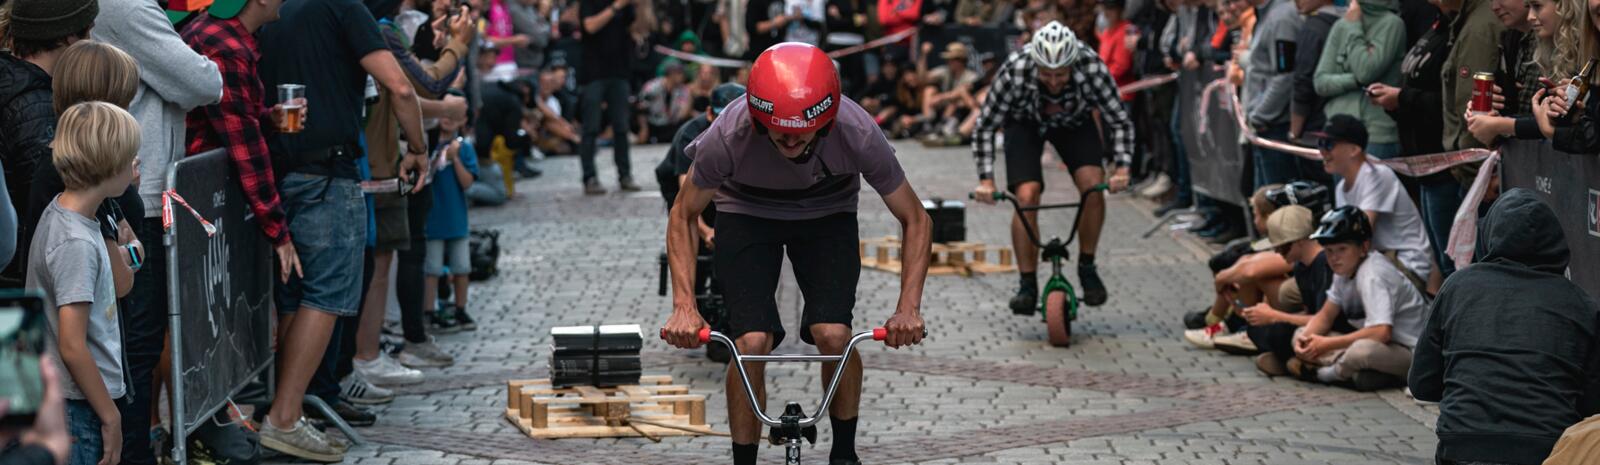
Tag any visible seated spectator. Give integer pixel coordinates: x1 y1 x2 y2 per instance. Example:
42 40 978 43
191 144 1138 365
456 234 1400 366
1411 188 1600 465
1184 185 1292 350
532 61 581 156
637 61 693 144
916 41 980 145
1313 0 1406 158
1240 205 1335 376
1290 205 1430 391
859 56 904 128
1317 114 1434 286
887 65 927 138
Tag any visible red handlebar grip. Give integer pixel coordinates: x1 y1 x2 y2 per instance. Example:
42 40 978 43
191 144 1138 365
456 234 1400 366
659 328 666 340
699 327 712 343
872 328 887 341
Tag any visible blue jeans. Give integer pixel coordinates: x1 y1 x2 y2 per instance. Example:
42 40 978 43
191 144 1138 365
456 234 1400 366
276 173 366 316
1420 176 1465 277
1253 124 1301 187
67 400 105 465
1367 143 1402 159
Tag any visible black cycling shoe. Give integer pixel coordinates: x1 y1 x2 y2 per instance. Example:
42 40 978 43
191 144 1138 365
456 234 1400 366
1009 287 1038 315
1078 264 1107 307
1183 308 1210 330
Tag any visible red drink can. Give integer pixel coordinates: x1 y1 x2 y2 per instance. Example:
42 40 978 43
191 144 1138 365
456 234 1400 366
1470 72 1495 115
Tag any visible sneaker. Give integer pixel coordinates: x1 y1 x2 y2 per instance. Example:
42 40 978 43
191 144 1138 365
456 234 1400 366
1137 173 1172 199
340 373 395 405
1183 323 1227 349
583 178 606 195
454 306 477 331
429 307 462 334
354 353 423 386
1405 387 1439 406
1212 331 1259 355
307 400 375 428
514 159 543 179
1285 357 1322 383
398 337 455 368
1009 287 1037 316
618 176 642 192
1077 264 1107 307
1153 199 1192 217
259 417 345 463
1182 308 1210 330
1255 352 1288 376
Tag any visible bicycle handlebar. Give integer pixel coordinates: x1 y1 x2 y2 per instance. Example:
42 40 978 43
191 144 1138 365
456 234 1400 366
658 327 920 428
967 183 1110 250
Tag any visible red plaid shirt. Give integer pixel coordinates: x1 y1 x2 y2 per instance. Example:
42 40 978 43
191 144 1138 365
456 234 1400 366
182 15 291 245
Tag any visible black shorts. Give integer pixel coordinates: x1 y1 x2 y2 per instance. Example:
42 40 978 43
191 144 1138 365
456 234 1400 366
1003 121 1106 193
714 212 859 348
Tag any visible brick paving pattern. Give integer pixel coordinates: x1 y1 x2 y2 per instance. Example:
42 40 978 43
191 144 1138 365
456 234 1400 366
268 142 1441 465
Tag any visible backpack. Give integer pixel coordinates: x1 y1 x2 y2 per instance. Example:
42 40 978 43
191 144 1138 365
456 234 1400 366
469 229 501 281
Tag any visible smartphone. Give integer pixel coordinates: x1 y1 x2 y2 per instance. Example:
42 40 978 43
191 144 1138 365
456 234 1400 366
0 290 49 427
1333 0 1349 7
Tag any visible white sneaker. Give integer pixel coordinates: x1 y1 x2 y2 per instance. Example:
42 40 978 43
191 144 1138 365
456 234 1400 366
1183 323 1227 349
398 338 455 368
1139 173 1173 198
354 353 424 386
1211 331 1258 355
340 372 396 405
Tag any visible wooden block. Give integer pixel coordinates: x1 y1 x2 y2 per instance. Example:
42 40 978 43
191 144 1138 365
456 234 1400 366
876 246 889 265
1000 249 1013 266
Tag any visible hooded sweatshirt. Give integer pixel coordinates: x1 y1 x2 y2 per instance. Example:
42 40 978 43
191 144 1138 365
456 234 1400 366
1409 188 1600 465
1313 0 1406 145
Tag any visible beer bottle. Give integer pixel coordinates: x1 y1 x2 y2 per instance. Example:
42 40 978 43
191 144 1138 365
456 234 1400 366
1565 59 1597 110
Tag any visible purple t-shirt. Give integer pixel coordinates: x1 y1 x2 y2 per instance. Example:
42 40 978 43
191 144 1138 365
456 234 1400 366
687 95 906 220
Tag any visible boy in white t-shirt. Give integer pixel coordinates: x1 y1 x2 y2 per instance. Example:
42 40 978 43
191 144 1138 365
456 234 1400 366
1290 206 1431 391
1315 114 1435 286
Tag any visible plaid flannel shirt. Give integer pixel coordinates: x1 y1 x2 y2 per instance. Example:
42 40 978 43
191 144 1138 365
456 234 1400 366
972 48 1136 180
182 15 291 245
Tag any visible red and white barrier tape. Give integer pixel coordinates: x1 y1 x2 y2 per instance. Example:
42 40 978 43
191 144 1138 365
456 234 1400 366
161 190 217 236
654 28 919 70
1446 152 1500 269
826 28 917 59
1116 73 1179 94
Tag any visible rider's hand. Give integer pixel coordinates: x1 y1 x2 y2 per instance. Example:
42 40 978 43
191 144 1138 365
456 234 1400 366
973 179 998 205
1108 166 1132 193
662 304 708 349
881 311 925 349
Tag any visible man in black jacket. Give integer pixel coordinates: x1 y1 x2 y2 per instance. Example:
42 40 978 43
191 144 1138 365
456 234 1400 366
1410 188 1600 465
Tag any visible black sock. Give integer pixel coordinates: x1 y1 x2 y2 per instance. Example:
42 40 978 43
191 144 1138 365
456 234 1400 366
830 417 858 462
1080 253 1095 267
733 442 758 465
1020 272 1038 290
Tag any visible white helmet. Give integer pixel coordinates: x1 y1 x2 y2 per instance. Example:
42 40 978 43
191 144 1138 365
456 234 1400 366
1028 21 1082 69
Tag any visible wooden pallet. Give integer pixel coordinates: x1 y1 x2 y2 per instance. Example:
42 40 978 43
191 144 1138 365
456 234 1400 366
859 236 1016 276
503 375 710 439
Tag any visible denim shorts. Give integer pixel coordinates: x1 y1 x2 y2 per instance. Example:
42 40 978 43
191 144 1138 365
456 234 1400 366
425 237 470 276
66 399 111 465
275 173 366 317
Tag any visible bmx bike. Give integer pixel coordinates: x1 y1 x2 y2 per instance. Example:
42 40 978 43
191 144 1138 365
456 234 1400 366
971 183 1109 347
661 327 916 464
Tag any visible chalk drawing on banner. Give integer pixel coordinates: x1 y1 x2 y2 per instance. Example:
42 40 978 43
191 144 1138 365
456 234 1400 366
203 218 228 337
1588 189 1599 238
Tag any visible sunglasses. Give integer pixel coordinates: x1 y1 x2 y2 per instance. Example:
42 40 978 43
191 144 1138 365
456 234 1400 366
1317 138 1336 151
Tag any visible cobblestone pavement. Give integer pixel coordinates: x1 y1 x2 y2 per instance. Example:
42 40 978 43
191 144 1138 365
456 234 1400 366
273 141 1442 465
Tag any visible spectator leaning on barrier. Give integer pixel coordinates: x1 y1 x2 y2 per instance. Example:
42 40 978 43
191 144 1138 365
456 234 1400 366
1317 114 1434 285
1289 205 1430 390
1440 0 1506 153
33 101 141 465
1459 0 1537 145
254 0 430 459
90 0 227 461
1526 0 1600 154
1368 0 1464 280
1313 0 1406 159
0 0 98 287
1287 0 1341 143
1410 188 1600 465
1242 0 1301 187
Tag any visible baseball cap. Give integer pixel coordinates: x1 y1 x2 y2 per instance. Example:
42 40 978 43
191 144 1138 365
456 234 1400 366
1309 114 1368 151
1251 205 1316 252
710 83 745 116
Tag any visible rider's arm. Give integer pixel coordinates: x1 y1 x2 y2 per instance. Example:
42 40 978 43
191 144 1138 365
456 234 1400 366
881 181 931 347
1084 59 1136 167
972 59 1020 181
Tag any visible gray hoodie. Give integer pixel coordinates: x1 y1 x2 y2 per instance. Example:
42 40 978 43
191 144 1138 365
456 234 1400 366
1244 0 1301 127
92 0 224 218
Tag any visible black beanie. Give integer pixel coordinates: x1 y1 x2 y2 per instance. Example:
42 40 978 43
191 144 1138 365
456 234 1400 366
10 0 98 41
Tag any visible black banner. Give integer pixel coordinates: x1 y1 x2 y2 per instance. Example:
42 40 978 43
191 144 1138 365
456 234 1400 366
1178 68 1249 206
166 149 274 436
1498 140 1600 298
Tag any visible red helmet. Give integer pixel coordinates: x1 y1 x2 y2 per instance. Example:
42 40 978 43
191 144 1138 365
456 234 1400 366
747 43 841 135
